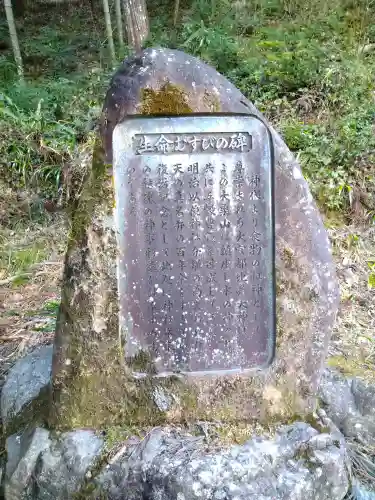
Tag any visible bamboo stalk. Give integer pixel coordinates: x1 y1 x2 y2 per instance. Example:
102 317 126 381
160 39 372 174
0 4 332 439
4 0 24 82
122 0 149 53
102 0 116 66
173 0 180 27
115 0 124 48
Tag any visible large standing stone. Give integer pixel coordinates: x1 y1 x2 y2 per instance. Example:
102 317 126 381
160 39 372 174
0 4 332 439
49 48 339 429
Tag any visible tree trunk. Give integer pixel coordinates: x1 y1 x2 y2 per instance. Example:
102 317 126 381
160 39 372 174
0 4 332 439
115 0 124 49
122 0 149 53
13 0 24 17
102 0 116 66
4 0 24 81
173 0 180 26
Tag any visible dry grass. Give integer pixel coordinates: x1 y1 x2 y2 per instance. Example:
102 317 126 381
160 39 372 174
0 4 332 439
0 186 67 386
327 224 375 377
347 439 375 494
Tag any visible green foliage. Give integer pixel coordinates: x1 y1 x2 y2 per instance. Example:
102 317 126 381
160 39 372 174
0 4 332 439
0 239 48 286
1 0 375 213
156 0 375 213
368 261 375 289
0 8 111 199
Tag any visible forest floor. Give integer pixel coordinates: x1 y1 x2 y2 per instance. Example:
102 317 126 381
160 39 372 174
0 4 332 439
0 0 375 383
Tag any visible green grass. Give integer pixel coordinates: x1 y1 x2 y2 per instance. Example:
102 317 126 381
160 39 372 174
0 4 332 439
0 240 48 286
0 0 375 216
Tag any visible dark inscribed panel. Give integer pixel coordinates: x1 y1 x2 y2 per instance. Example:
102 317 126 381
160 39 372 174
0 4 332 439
112 114 275 377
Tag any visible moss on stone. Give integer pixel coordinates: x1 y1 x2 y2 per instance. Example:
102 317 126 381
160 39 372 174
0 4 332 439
216 421 274 445
140 83 193 115
327 356 375 382
66 137 114 251
139 82 222 116
126 349 156 375
50 359 166 430
203 90 221 112
101 425 144 449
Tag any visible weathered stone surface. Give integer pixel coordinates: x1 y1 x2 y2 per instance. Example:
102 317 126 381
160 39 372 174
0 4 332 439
319 369 375 445
50 47 339 429
4 427 51 499
96 422 349 500
319 369 357 426
3 428 103 500
2 423 349 500
352 481 375 500
1 345 52 428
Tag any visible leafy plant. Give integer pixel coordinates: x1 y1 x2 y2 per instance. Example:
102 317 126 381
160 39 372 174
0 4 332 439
368 261 375 289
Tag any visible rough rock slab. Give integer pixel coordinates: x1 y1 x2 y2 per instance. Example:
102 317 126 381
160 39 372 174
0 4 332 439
3 428 103 499
2 423 349 500
4 427 51 499
319 369 375 445
97 422 349 500
352 482 375 500
50 47 339 429
1 345 52 428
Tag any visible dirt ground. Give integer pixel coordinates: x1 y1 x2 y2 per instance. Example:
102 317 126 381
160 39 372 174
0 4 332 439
0 207 67 387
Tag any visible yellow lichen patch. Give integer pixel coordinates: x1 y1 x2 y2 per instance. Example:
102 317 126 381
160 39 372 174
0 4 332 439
263 385 283 406
203 90 221 112
140 83 193 115
216 421 274 446
282 246 295 268
327 356 375 382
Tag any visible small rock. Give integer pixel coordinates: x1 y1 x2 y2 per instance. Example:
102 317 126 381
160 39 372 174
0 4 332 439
318 369 357 426
3 428 104 500
351 379 375 418
152 386 175 411
1 345 53 428
4 427 51 499
351 480 375 500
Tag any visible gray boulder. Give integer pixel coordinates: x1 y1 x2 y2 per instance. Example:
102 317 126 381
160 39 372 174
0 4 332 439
3 427 103 499
2 422 349 500
1 345 53 428
319 369 375 445
97 422 349 500
4 427 51 499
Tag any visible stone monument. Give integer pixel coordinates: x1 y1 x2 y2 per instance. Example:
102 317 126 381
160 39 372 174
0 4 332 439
49 48 339 430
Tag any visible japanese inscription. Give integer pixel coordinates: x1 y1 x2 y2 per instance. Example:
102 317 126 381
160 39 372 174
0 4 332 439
135 132 252 155
113 115 275 377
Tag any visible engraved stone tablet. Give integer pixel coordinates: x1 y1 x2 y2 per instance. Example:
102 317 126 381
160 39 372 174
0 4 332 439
113 115 275 376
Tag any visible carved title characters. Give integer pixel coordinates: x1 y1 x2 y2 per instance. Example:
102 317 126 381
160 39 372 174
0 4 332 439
135 132 252 155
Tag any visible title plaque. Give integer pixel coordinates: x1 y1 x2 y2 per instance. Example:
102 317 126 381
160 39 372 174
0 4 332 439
113 114 275 377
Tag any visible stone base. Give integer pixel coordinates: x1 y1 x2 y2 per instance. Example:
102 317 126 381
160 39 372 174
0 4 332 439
5 348 375 499
2 422 349 500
